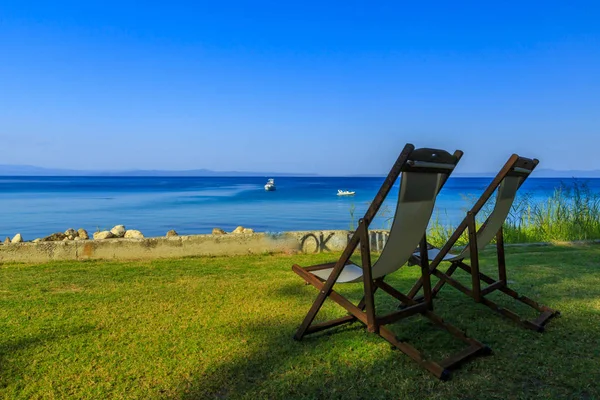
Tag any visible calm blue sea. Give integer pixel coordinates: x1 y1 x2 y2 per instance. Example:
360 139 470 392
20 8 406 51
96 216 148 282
1 176 599 240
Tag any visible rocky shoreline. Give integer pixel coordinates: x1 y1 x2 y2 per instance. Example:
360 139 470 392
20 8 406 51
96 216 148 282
2 225 255 245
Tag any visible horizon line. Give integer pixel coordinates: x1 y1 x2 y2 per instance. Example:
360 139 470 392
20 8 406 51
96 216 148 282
1 164 600 178
0 173 597 179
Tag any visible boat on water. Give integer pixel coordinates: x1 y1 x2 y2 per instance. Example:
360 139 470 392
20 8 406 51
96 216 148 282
264 178 276 191
337 189 355 196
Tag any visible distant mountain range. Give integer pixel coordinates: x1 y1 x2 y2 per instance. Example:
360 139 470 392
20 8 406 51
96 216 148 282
455 169 600 178
0 164 317 177
0 164 599 178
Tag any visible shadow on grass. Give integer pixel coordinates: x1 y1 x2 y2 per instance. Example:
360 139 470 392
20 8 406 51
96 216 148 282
176 269 492 399
176 246 600 399
178 318 426 400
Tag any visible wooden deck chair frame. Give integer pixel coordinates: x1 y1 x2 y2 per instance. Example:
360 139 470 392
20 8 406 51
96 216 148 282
407 154 560 332
292 144 491 380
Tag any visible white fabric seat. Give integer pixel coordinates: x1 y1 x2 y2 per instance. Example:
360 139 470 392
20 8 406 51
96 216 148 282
312 263 364 283
414 247 459 262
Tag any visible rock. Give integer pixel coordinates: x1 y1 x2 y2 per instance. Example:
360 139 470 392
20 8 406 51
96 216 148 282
78 228 89 240
124 230 144 239
43 232 67 241
4 237 11 244
212 228 227 235
32 238 42 243
64 228 78 240
74 237 82 241
62 237 70 241
232 226 253 234
166 229 179 237
11 233 23 243
93 231 115 240
110 225 126 238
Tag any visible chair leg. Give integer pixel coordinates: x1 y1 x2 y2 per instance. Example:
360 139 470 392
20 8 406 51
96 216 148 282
292 262 360 340
292 264 368 339
453 261 559 331
495 284 560 331
293 286 333 340
419 234 433 310
466 212 482 302
359 220 378 333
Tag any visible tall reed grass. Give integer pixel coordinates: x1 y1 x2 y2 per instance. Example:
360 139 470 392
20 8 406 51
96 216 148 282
426 180 600 246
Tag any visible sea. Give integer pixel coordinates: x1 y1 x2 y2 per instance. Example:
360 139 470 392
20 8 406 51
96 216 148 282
1 176 599 240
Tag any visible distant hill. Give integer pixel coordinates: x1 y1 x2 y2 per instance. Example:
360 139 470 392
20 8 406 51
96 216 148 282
531 169 600 178
1 165 599 178
0 164 318 177
455 169 600 178
344 169 600 178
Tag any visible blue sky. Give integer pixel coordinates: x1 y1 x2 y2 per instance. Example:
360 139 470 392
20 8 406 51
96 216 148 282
1 1 599 175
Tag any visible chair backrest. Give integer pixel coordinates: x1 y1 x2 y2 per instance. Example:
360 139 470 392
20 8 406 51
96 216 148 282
371 148 461 279
454 156 537 259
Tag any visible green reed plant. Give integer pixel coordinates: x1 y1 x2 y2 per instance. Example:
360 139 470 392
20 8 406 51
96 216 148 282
358 201 395 230
348 202 356 231
502 180 600 243
426 210 464 248
426 193 488 248
427 180 600 246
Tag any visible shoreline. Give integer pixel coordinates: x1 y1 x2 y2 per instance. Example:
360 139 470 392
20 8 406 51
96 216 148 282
2 228 599 264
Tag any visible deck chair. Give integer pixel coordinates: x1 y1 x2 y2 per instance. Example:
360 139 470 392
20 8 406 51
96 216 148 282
407 154 560 332
292 144 491 380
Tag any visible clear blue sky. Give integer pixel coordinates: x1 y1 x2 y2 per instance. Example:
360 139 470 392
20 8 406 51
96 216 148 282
1 1 599 175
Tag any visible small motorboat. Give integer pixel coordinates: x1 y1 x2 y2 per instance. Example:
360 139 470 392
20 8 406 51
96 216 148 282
337 189 355 196
265 178 276 191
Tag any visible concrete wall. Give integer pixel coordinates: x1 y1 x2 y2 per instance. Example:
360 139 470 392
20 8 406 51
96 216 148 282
1 229 593 264
0 230 384 263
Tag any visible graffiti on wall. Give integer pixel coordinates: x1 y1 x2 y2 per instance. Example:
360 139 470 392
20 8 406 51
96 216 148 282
299 232 336 253
299 230 390 253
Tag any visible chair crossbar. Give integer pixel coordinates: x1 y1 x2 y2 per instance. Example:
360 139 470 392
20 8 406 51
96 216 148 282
480 281 505 297
439 344 486 369
533 311 555 327
305 315 357 335
376 279 417 306
305 262 339 272
432 269 473 297
376 303 428 326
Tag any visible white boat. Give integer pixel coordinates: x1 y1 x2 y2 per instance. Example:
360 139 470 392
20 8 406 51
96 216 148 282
337 189 355 196
264 178 276 191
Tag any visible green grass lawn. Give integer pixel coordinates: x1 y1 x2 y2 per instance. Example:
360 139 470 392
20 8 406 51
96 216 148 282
1 244 599 399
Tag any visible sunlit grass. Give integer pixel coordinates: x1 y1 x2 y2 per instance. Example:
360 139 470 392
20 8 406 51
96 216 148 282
1 245 599 399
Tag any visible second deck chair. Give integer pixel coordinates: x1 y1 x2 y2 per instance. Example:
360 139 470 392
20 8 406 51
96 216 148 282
292 144 491 380
407 154 560 332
